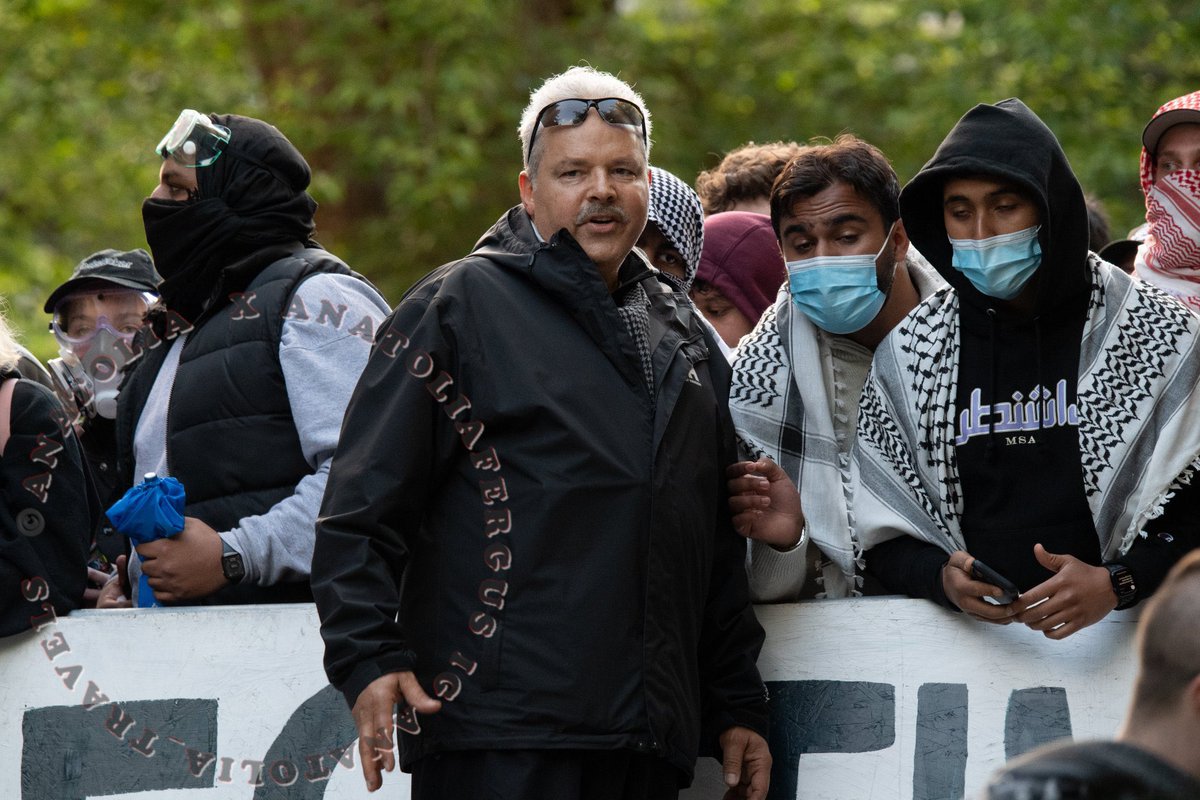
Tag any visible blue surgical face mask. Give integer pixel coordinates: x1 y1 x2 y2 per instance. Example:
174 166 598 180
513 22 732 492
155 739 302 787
786 224 896 335
948 225 1042 300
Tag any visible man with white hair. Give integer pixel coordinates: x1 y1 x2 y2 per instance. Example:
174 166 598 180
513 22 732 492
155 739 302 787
312 66 771 799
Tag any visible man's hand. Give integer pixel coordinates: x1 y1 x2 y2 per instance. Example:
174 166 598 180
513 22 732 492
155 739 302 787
136 517 227 602
941 551 1018 624
352 672 442 792
726 458 804 549
719 726 771 800
96 555 132 609
1011 544 1116 639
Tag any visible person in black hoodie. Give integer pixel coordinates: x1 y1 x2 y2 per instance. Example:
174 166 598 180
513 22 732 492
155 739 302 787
852 98 1200 639
100 110 389 608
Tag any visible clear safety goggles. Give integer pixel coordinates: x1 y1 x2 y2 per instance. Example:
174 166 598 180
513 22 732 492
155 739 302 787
50 289 154 348
155 109 231 168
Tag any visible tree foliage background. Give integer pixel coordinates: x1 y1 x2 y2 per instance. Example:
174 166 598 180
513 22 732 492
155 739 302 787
3 0 1198 358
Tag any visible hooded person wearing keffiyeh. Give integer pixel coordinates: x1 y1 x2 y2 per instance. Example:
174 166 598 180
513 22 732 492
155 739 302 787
638 166 704 292
1133 90 1200 309
853 99 1200 639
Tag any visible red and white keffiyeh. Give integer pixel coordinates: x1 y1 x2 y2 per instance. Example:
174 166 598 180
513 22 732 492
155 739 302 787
1135 91 1200 310
1134 170 1200 310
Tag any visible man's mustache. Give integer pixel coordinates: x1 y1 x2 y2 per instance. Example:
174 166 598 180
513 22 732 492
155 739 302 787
575 204 629 225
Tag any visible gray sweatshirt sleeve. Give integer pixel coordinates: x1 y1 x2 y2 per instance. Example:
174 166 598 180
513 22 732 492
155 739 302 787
746 533 810 602
220 272 391 585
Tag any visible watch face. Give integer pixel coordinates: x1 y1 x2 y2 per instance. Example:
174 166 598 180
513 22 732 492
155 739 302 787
222 553 245 582
1108 564 1136 608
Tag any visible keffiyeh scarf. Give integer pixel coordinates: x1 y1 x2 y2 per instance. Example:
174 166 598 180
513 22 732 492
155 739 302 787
730 286 861 597
1134 91 1200 311
853 256 1200 562
1134 170 1200 311
647 166 704 289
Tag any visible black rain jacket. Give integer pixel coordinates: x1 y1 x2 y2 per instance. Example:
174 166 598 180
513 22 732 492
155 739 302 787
312 206 768 781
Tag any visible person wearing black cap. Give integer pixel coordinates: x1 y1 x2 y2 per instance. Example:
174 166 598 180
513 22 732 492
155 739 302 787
98 110 390 608
852 98 1200 639
45 247 160 575
1098 224 1147 275
1133 90 1200 307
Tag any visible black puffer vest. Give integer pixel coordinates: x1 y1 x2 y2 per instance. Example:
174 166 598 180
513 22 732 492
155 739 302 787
116 245 355 604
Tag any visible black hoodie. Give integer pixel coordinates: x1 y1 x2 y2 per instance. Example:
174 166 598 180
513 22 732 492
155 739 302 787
868 99 1190 602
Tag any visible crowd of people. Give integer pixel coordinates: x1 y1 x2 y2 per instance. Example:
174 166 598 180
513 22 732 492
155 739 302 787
3 67 1200 799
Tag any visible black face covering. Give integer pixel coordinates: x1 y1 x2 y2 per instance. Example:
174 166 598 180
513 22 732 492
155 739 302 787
142 114 319 324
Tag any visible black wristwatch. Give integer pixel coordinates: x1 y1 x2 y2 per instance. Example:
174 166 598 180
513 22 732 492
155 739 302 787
220 538 246 583
1104 563 1137 610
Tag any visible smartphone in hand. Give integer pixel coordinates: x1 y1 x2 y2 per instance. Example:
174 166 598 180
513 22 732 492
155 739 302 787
971 559 1020 605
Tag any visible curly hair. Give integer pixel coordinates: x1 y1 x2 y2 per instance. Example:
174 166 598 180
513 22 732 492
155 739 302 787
695 141 804 215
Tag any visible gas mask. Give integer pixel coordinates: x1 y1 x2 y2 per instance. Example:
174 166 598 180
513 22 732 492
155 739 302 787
49 293 148 420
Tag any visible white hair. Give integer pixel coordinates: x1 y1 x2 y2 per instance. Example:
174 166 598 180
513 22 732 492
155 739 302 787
518 65 652 178
0 304 21 374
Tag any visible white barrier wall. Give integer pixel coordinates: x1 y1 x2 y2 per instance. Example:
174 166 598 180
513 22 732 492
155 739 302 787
0 599 1139 799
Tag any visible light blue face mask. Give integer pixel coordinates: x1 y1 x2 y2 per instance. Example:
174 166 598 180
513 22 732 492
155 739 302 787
786 224 896 335
948 225 1042 300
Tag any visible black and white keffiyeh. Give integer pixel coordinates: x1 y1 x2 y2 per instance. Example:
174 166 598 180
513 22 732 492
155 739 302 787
729 255 944 597
731 286 861 597
615 281 655 394
853 255 1200 561
647 166 704 289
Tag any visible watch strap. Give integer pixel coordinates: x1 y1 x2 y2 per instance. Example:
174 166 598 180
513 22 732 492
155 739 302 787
1104 563 1137 610
220 537 245 583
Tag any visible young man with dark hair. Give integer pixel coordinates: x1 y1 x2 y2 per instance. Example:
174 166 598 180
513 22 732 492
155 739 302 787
854 99 1200 638
728 134 942 600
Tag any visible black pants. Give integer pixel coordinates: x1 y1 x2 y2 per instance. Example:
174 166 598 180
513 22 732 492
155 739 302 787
410 749 682 800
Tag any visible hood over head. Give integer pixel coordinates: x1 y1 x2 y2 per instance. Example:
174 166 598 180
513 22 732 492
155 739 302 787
143 113 319 322
697 211 786 323
899 98 1090 315
646 166 704 289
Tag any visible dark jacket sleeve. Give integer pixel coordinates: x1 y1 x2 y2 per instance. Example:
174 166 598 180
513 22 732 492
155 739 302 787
1120 476 1200 604
698 333 769 755
864 536 956 610
1 381 94 638
311 293 459 707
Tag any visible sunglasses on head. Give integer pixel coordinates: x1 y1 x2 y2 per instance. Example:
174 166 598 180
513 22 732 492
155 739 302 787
527 97 647 162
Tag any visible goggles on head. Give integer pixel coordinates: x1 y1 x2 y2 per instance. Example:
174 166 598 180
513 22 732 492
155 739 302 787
527 97 647 162
156 109 231 168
